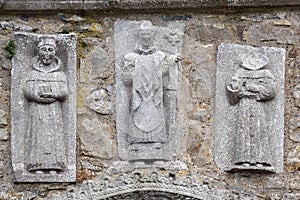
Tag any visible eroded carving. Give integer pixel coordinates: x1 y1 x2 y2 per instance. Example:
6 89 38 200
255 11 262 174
115 21 183 161
227 54 276 170
78 171 209 199
11 32 76 182
214 43 285 172
65 170 261 200
123 23 180 151
24 37 67 174
84 88 114 115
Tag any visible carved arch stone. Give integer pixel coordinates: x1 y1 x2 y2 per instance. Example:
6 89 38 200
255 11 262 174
66 170 259 199
67 171 212 199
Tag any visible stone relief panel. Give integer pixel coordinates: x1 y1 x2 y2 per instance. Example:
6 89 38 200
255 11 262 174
214 43 285 172
114 20 183 161
11 32 76 182
65 170 262 200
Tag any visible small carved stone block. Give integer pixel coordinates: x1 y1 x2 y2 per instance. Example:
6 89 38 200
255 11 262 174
214 43 285 172
11 32 77 182
114 20 183 161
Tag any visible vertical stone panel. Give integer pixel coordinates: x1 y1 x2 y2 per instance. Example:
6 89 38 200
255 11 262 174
114 20 183 161
11 32 76 182
214 43 285 172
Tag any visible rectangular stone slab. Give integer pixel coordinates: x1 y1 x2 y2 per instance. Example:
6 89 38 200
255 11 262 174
114 20 183 161
214 43 285 173
11 32 77 182
1 0 299 11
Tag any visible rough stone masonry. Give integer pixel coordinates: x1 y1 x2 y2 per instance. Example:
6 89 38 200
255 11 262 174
0 0 300 199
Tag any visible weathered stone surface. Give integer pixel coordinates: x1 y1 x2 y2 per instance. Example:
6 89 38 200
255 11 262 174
64 170 263 200
11 32 77 182
80 117 114 159
0 21 32 31
287 146 300 172
186 22 235 43
107 160 188 174
183 42 215 100
0 54 10 70
243 24 299 44
188 106 211 122
0 4 298 200
58 14 86 22
283 193 300 200
272 19 292 26
188 120 212 167
0 128 8 141
214 43 285 172
83 88 114 114
1 0 299 11
0 109 7 126
289 116 300 142
79 40 110 80
114 20 183 161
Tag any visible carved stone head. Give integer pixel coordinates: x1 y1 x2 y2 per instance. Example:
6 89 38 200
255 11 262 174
240 53 269 70
37 36 57 65
138 21 156 49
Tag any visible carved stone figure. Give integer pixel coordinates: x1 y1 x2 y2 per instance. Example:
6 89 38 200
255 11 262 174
227 54 276 169
115 21 183 161
11 32 76 182
214 43 285 173
23 37 68 174
123 22 180 149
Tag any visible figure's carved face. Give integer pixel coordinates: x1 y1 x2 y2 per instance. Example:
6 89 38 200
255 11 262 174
38 45 56 65
139 29 154 49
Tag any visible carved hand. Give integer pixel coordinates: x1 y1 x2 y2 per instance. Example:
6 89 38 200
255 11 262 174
227 77 240 92
245 82 260 93
38 84 52 97
39 97 56 103
123 57 135 72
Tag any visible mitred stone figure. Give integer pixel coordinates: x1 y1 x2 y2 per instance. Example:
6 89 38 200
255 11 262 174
121 22 181 158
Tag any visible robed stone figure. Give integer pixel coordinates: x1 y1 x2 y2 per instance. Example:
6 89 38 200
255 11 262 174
227 55 277 169
121 22 181 158
24 37 68 174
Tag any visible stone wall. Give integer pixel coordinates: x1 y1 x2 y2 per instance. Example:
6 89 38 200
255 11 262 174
0 1 299 199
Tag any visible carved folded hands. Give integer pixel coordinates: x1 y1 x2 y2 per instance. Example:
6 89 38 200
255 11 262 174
38 84 53 97
36 84 56 103
25 81 68 104
228 78 273 100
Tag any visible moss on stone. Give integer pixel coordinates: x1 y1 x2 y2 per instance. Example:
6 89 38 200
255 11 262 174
4 40 15 59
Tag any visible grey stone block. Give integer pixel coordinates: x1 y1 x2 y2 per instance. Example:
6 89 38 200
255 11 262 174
1 1 299 11
0 128 8 141
11 32 77 182
83 88 114 115
214 43 285 173
80 117 114 159
0 109 7 126
114 20 183 161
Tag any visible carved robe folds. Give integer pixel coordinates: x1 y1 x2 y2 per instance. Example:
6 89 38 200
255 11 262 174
123 50 177 145
227 67 276 168
214 43 285 173
24 57 68 172
11 33 76 182
115 21 183 161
